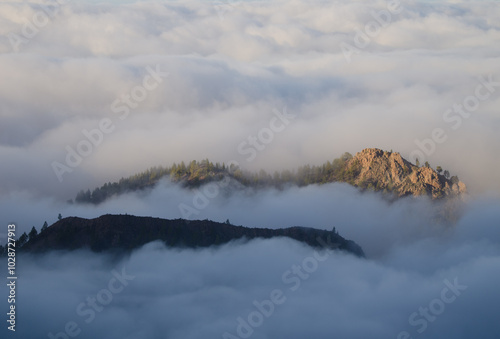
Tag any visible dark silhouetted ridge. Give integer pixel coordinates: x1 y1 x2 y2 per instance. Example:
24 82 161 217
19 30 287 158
21 214 364 257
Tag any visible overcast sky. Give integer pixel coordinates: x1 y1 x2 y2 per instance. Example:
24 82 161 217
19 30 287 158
0 0 499 203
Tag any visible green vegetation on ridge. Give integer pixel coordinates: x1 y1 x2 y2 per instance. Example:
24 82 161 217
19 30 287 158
73 149 462 205
75 153 358 204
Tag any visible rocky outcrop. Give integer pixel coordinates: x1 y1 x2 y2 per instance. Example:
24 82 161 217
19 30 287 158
20 215 364 257
347 148 466 199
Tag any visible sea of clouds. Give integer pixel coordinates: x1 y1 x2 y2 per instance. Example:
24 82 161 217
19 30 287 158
1 180 500 338
0 0 499 338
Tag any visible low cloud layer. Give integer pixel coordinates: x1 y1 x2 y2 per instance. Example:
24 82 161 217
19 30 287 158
1 191 499 339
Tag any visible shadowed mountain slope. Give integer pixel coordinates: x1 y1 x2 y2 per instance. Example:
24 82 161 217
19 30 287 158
21 214 365 257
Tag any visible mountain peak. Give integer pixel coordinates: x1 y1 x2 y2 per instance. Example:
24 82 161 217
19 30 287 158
348 148 466 198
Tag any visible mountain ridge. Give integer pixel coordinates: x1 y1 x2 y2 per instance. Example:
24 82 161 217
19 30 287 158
19 214 365 257
72 148 466 204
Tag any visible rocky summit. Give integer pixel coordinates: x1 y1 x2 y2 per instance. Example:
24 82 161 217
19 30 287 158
346 148 466 199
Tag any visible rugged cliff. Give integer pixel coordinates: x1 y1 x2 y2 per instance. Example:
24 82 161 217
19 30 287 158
347 148 466 199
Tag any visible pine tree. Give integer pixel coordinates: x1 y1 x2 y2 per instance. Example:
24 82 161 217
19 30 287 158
28 226 38 240
17 232 28 247
443 170 450 179
41 221 48 232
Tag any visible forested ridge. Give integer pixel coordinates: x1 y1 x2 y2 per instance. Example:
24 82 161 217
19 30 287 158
73 148 465 205
15 214 365 257
74 153 359 204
